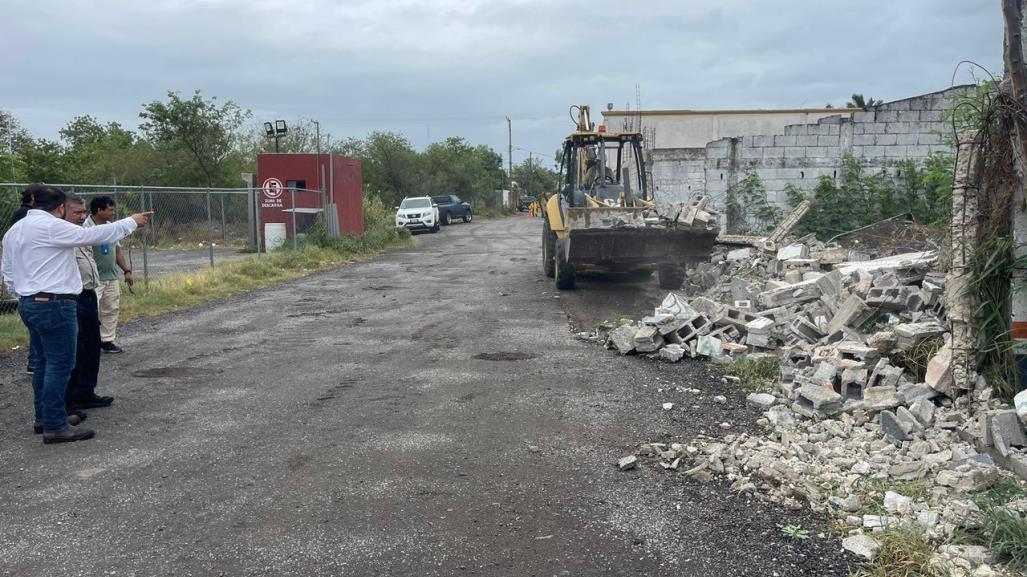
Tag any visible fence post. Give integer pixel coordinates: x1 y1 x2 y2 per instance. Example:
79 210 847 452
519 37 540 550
219 193 226 242
141 186 149 290
254 186 262 257
290 187 298 251
206 188 214 267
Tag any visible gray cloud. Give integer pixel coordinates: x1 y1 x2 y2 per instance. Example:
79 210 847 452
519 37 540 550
0 0 1002 166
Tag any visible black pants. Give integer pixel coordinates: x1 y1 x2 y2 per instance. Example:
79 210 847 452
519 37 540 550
66 290 101 403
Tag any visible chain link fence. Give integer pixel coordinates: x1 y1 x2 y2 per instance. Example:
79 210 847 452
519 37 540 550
0 183 327 293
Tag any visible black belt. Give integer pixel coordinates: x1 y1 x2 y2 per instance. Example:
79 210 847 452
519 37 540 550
22 293 78 301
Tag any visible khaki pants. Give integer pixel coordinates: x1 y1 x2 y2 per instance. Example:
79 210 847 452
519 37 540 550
95 279 121 343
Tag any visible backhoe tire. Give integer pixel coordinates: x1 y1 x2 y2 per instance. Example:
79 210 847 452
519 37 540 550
658 263 685 290
555 238 576 290
542 220 556 278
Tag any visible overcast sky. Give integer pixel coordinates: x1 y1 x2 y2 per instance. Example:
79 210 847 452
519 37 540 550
1 0 1001 166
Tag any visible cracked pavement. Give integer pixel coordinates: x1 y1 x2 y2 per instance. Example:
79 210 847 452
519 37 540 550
0 216 852 577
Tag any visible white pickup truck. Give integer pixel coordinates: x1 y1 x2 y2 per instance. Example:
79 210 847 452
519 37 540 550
395 196 440 233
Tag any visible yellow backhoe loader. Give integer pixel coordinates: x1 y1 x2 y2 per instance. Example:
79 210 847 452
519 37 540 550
542 105 719 289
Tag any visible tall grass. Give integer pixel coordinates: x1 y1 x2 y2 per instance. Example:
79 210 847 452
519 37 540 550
0 197 412 350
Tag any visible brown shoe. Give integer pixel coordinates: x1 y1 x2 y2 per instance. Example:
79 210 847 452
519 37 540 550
42 426 95 444
33 413 84 434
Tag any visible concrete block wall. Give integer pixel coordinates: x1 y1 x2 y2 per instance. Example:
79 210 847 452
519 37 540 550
649 85 975 217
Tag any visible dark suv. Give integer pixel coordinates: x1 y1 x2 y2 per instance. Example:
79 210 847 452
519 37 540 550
432 195 473 225
517 196 538 212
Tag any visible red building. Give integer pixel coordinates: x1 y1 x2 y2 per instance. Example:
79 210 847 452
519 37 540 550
256 153 363 248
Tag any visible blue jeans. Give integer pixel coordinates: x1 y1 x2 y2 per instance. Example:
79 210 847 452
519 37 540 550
19 298 78 433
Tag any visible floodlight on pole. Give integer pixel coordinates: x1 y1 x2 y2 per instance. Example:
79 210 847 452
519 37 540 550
265 119 288 153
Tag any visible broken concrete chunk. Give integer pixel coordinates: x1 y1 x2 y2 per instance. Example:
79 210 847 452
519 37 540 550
828 295 875 334
881 410 911 443
633 326 664 353
658 293 700 322
863 386 903 412
617 455 638 471
1016 389 1027 425
842 534 880 560
776 244 809 261
695 334 723 358
795 381 843 415
908 397 936 427
746 393 776 409
925 343 954 396
989 410 1026 448
658 344 686 363
608 325 637 355
726 247 753 262
892 321 945 350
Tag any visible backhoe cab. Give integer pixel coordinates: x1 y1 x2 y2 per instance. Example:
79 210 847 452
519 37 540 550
541 105 718 290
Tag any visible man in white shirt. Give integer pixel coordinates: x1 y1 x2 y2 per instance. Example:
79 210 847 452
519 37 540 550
1 184 151 444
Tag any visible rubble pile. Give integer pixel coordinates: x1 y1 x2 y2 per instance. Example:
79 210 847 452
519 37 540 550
584 238 1027 573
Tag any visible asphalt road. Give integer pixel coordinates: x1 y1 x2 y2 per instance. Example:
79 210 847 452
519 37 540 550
0 217 852 577
131 247 250 277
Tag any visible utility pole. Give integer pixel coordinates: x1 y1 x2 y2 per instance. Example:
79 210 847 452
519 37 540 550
506 116 513 203
527 151 533 197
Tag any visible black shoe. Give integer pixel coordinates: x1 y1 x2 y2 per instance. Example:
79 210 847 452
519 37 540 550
100 342 123 354
25 365 33 375
68 394 114 410
34 413 85 434
43 426 95 444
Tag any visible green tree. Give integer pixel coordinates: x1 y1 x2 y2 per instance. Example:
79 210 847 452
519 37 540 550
846 94 883 110
512 155 558 199
19 138 68 183
59 115 150 184
0 110 32 181
725 173 781 235
139 90 251 187
335 131 420 206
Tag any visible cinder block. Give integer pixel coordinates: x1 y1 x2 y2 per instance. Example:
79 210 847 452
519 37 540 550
852 111 875 123
884 145 910 158
876 134 899 146
785 147 806 158
885 123 912 134
919 110 943 122
864 123 886 135
810 124 831 135
797 135 819 146
763 146 786 159
877 111 899 122
853 134 877 146
741 146 762 160
774 135 798 147
897 110 921 122
816 135 839 147
784 124 808 136
896 133 919 146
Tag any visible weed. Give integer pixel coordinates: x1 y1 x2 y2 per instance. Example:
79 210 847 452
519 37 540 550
972 477 1027 510
975 507 1027 569
850 478 932 516
960 477 1027 570
780 525 810 540
714 356 779 393
895 337 943 384
853 527 939 577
